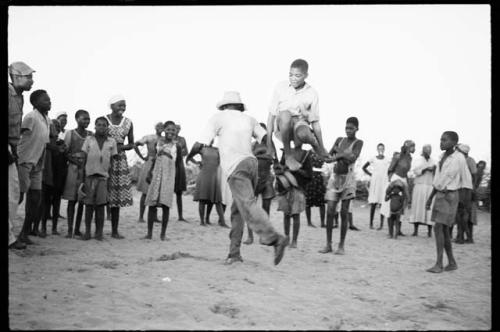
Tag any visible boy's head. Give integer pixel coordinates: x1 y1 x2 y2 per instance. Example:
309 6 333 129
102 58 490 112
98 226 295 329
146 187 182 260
289 59 309 89
164 120 177 140
56 111 68 129
95 116 109 136
401 140 416 154
73 151 86 164
422 144 432 156
75 109 90 129
440 131 459 151
155 122 165 135
30 89 51 112
345 117 359 138
377 143 385 155
477 160 486 170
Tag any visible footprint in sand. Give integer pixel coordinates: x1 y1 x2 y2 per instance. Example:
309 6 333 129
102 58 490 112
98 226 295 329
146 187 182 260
210 301 240 319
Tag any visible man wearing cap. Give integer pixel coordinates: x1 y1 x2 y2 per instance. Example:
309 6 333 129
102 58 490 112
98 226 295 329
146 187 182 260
454 143 476 244
8 61 35 250
186 91 289 265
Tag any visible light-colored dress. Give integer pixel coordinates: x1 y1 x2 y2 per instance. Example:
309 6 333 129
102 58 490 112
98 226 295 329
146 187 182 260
409 156 436 224
107 115 133 207
145 140 177 207
136 134 160 194
367 156 390 204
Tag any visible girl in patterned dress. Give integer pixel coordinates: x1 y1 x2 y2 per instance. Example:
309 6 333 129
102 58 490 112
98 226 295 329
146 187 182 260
304 151 326 228
106 95 134 239
143 121 181 240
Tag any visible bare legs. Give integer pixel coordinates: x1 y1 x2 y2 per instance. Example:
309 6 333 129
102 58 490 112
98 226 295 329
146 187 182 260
199 201 226 227
305 204 325 228
320 199 351 254
283 214 301 248
427 223 457 273
176 192 187 221
110 207 124 239
143 205 170 240
81 204 105 241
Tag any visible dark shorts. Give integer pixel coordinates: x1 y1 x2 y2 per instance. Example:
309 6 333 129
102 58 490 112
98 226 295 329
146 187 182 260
83 175 108 206
255 175 275 200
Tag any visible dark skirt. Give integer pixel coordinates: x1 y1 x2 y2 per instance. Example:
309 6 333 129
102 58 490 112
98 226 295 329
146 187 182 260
175 158 187 193
305 171 326 207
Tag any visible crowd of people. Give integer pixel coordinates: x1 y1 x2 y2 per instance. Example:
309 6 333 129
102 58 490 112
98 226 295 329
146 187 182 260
8 59 489 272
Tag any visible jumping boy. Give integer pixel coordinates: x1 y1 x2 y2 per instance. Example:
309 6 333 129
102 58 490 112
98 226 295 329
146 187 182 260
134 122 164 223
425 131 469 273
62 110 92 238
320 117 363 255
267 59 330 171
188 91 288 265
80 117 118 241
244 122 276 245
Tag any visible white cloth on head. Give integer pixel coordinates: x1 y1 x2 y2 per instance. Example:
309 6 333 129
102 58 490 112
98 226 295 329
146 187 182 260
108 94 126 107
55 111 67 119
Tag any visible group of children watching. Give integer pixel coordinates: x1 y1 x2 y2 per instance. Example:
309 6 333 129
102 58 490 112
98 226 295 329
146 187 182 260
9 58 478 272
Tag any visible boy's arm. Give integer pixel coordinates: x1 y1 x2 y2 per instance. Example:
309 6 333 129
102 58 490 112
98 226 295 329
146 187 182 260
362 161 372 176
310 121 327 155
426 188 437 210
266 112 277 159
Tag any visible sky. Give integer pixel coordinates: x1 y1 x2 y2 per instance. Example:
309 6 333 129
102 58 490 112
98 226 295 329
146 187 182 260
8 5 491 176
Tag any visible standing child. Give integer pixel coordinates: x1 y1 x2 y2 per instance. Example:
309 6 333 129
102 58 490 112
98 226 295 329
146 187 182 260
385 179 407 239
320 117 363 255
187 144 226 226
266 59 331 171
304 151 327 228
62 110 92 238
425 131 468 273
275 145 312 248
80 117 118 240
134 122 164 223
143 121 180 240
362 143 390 229
174 124 189 222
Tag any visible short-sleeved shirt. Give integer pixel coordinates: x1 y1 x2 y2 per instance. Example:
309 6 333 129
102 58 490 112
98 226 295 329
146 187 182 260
64 129 93 156
81 136 118 178
433 150 470 191
268 81 320 123
18 109 51 164
8 83 24 147
198 110 266 177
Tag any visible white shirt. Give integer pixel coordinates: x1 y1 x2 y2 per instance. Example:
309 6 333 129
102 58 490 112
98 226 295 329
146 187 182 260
268 81 320 122
198 110 266 177
433 150 471 191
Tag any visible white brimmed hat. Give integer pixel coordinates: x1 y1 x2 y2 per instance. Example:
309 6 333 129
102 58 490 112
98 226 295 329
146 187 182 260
216 91 247 111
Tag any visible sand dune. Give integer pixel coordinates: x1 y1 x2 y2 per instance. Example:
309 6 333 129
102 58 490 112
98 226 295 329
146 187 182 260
9 188 491 330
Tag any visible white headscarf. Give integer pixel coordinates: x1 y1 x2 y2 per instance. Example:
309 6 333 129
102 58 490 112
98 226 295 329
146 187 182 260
108 94 126 107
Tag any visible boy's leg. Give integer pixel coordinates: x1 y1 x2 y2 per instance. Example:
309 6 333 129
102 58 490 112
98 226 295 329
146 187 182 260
427 225 433 238
319 200 337 253
277 111 302 171
75 202 84 236
290 214 300 248
19 189 42 245
443 224 458 271
369 203 376 229
82 204 94 240
160 205 169 241
94 204 105 241
305 206 312 226
294 124 329 158
394 215 401 239
227 201 245 262
262 198 271 215
66 201 76 238
50 187 60 235
319 204 326 228
336 199 351 254
348 212 359 231
283 214 291 238
388 215 394 238
377 214 385 230
333 212 339 228
176 192 186 221
427 223 445 273
106 204 111 221
138 193 146 222
143 206 155 239
412 223 419 236
110 207 124 239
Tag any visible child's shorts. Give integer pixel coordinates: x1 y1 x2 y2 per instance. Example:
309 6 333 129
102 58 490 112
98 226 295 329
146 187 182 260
18 159 44 193
83 175 108 206
255 175 275 200
277 188 306 215
431 190 459 227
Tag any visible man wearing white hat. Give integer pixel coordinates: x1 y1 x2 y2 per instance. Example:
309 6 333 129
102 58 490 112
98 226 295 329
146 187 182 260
187 91 289 265
8 61 36 250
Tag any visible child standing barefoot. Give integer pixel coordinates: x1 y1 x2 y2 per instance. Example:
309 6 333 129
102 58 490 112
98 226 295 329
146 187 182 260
80 117 118 241
143 121 180 241
275 145 312 248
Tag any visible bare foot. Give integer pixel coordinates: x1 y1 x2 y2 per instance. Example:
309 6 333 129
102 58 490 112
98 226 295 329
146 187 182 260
285 155 302 171
81 233 91 241
142 235 152 240
160 235 166 241
318 245 332 253
426 265 444 273
444 263 458 271
243 238 253 245
307 223 316 228
334 247 345 255
289 241 297 248
137 218 146 223
178 218 188 222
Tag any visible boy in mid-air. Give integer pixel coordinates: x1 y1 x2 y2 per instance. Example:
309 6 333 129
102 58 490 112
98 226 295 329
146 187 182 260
267 59 331 171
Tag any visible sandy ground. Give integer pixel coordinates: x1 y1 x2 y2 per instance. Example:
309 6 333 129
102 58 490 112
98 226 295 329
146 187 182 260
9 187 491 330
